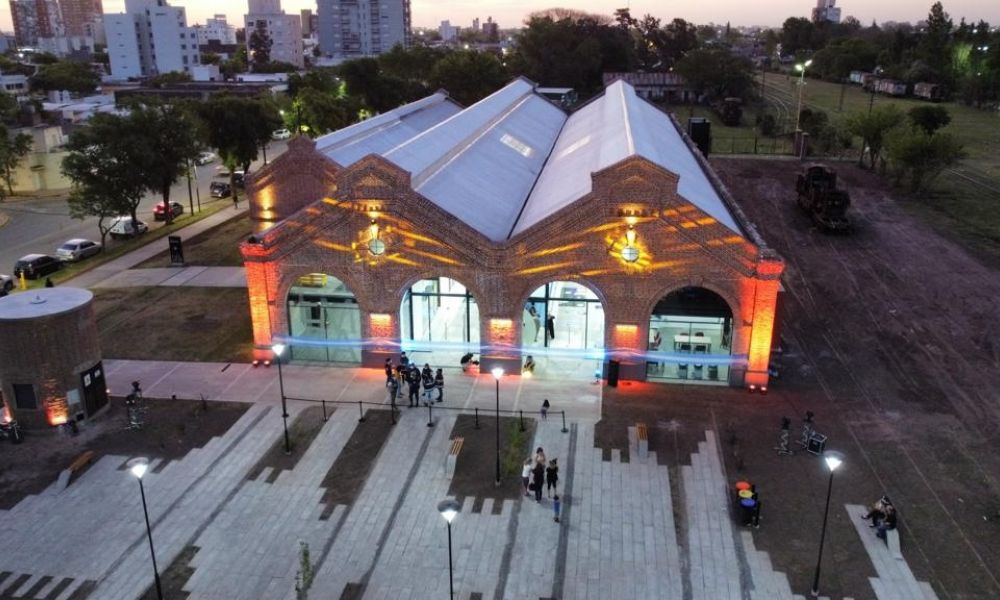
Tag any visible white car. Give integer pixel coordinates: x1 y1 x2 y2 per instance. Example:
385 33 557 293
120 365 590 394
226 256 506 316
272 128 291 140
56 238 102 261
109 216 149 240
0 273 12 292
195 151 216 165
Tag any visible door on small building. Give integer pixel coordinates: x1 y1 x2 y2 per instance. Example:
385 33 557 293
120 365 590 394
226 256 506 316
400 277 480 367
80 362 109 417
647 287 733 385
286 273 362 363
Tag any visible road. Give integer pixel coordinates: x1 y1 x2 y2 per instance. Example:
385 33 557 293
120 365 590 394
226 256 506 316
0 140 289 274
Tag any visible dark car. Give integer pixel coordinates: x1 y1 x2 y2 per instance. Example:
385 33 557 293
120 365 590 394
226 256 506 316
13 254 63 280
153 201 184 221
210 181 232 198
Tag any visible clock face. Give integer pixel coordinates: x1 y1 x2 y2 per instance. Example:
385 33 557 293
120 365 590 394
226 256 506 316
621 245 640 263
368 239 386 256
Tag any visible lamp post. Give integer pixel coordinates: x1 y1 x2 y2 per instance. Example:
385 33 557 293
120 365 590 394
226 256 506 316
491 367 504 487
794 59 813 131
437 499 461 599
810 450 845 597
127 457 163 600
272 343 290 455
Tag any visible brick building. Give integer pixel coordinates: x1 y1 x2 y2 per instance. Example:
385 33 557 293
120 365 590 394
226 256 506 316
242 79 784 388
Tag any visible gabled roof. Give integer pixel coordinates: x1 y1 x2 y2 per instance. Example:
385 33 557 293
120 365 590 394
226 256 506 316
384 77 566 242
315 92 463 166
309 78 743 242
513 80 742 237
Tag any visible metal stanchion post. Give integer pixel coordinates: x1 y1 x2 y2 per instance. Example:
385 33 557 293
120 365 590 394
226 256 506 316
322 399 328 422
391 395 397 425
358 401 365 423
427 402 434 427
519 410 525 432
475 407 480 429
561 411 568 433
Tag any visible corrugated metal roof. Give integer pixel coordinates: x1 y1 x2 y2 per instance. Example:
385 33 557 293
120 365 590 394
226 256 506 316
512 80 741 237
383 78 566 241
314 93 462 166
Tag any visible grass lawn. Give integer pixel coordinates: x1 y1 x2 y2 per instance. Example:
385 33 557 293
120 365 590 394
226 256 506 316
16 200 230 291
760 73 1000 261
135 213 251 268
93 286 254 363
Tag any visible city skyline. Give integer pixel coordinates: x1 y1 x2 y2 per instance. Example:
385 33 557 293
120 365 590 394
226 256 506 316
2 0 999 35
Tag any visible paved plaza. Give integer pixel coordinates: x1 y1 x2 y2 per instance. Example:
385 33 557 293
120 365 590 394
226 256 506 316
0 362 937 599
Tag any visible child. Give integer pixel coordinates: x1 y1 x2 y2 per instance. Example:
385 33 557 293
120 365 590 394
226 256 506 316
553 495 561 523
541 398 550 420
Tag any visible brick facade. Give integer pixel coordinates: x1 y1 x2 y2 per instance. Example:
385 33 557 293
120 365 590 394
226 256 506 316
242 137 784 387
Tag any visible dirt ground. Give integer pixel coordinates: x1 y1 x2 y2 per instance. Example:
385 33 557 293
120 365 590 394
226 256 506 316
93 287 254 363
593 157 1000 599
449 415 537 513
247 405 329 483
0 397 249 510
320 409 395 518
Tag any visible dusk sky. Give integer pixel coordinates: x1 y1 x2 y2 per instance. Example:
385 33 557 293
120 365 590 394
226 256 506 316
2 0 998 38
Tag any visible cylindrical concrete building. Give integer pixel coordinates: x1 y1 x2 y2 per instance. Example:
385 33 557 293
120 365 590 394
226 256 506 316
0 288 107 429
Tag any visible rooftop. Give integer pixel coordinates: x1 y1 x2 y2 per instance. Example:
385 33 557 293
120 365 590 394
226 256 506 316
310 78 742 242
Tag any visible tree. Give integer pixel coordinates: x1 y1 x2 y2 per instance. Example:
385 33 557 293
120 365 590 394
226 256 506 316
125 101 202 224
62 113 151 245
919 2 953 73
378 44 444 82
0 126 33 198
846 104 905 169
295 89 358 136
147 71 193 88
30 61 99 94
197 96 281 204
781 17 820 54
201 52 221 65
885 129 965 192
908 105 951 134
248 21 273 71
429 51 507 106
674 48 755 101
294 542 314 600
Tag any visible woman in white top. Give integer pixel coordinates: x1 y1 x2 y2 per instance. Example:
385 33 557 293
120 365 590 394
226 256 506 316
521 459 533 497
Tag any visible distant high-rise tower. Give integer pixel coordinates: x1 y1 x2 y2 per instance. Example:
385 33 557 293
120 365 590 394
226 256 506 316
245 0 303 67
472 17 479 32
59 0 102 37
317 0 410 59
104 0 199 79
10 0 65 46
812 0 841 24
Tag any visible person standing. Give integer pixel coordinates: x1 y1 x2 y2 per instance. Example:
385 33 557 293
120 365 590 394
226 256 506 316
407 365 421 407
532 461 545 503
435 368 444 402
528 304 542 342
521 459 532 497
541 399 550 420
535 446 547 467
553 495 561 523
546 314 555 342
422 366 436 405
386 376 399 404
546 459 559 498
384 358 395 385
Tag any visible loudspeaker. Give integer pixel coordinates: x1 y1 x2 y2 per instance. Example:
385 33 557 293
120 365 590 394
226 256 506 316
807 433 827 455
607 360 620 387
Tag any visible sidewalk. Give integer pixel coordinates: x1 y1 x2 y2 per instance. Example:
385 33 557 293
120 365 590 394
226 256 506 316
65 205 247 288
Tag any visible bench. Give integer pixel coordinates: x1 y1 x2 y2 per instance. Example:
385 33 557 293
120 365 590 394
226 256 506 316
57 450 96 491
885 528 902 559
445 437 464 480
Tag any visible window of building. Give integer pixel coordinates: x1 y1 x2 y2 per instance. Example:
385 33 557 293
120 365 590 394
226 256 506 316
523 281 604 351
13 383 37 409
287 273 361 363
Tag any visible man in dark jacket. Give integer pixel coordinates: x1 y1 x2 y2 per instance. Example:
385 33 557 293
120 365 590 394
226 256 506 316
407 365 421 407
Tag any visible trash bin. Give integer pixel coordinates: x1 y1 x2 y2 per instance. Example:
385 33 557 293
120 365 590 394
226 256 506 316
739 498 757 526
607 360 620 387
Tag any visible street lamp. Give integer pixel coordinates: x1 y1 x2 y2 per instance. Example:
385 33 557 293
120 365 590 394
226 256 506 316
794 59 813 132
437 499 461 598
127 457 163 600
810 450 845 597
272 343 290 455
491 367 504 487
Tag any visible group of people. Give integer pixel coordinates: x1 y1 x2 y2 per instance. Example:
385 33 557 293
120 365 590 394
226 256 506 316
385 352 444 407
861 495 898 539
522 446 561 522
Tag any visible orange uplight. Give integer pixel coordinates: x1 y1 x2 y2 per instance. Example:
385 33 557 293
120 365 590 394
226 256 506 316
489 318 515 347
613 323 639 349
369 313 394 338
47 400 69 426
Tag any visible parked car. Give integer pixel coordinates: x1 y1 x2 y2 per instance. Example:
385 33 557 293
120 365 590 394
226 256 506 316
0 273 13 292
210 181 232 198
13 254 63 280
56 238 102 262
272 128 291 140
213 168 246 187
109 216 149 240
153 201 184 221
195 151 216 165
